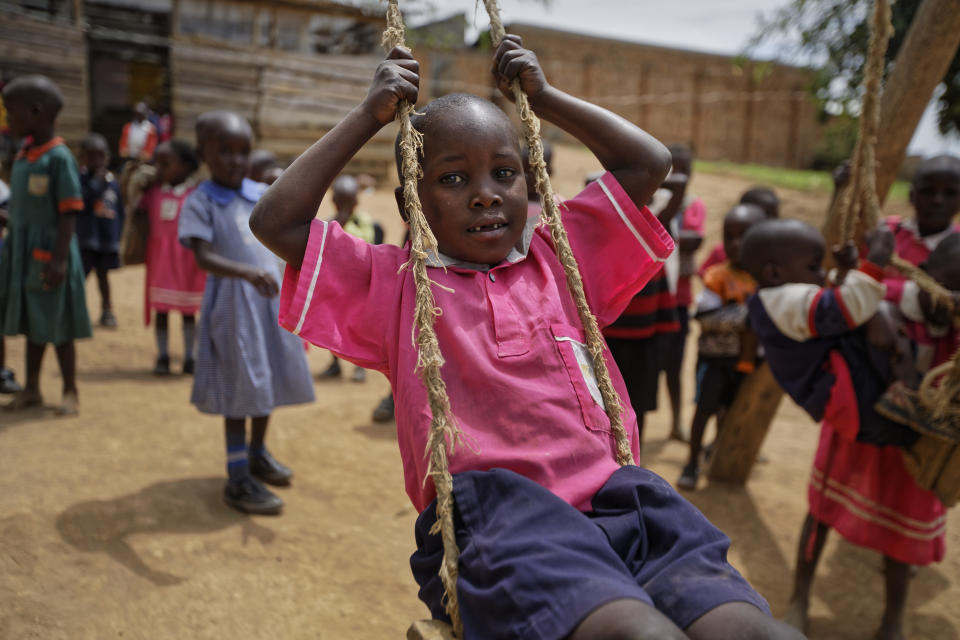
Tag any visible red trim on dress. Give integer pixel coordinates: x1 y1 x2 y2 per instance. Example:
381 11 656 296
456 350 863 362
807 289 823 338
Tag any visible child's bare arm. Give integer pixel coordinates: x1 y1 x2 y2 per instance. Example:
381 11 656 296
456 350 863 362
493 35 670 211
250 47 419 269
43 213 76 289
190 238 279 298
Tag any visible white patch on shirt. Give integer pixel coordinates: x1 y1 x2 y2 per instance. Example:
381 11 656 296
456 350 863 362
160 197 180 221
554 335 606 409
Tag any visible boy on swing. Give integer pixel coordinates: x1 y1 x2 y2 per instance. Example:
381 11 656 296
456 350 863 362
252 37 800 640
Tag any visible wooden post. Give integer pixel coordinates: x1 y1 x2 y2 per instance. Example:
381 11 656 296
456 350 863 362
707 363 784 483
171 0 181 38
713 0 960 484
875 0 960 204
72 0 83 27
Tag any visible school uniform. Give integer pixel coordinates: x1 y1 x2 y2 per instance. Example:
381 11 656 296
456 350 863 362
693 262 756 407
0 137 91 345
879 216 960 304
802 286 953 567
77 169 124 274
142 182 205 325
748 263 917 447
280 173 769 638
178 178 314 418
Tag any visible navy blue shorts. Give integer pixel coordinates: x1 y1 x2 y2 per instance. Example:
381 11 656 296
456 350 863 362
411 466 769 639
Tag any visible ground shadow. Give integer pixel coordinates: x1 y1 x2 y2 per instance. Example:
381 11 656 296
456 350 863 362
806 540 956 638
78 368 189 383
55 477 275 586
682 481 794 610
353 422 397 441
0 402 77 432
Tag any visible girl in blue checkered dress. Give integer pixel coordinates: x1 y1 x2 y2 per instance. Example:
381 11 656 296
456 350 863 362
178 111 314 516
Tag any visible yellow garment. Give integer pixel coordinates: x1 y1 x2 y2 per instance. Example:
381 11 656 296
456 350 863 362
342 211 377 244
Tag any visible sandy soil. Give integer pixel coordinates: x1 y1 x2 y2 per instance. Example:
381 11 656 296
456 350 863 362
1 145 957 640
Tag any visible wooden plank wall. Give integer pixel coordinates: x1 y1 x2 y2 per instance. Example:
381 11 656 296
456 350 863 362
0 10 91 146
171 40 397 178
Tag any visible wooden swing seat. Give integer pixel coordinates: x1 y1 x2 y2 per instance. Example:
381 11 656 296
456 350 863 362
407 619 456 640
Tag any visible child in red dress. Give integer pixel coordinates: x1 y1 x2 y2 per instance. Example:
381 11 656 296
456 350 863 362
140 140 206 374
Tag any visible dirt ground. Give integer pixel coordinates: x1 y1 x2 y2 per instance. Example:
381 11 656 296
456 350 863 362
1 145 957 639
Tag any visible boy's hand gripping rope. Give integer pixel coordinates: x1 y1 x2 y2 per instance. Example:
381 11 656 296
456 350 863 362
382 1 464 635
829 0 959 419
482 0 635 467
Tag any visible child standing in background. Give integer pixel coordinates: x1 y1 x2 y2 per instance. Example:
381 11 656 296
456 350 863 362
741 219 954 640
0 76 91 415
878 155 960 305
699 186 779 275
677 204 765 490
141 139 205 375
76 133 124 328
664 143 705 441
179 110 314 515
317 174 384 383
0 179 21 394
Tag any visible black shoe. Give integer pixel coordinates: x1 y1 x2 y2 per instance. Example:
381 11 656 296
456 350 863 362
677 462 700 490
0 368 21 395
182 359 195 375
223 475 284 515
317 359 342 379
153 355 170 376
372 394 395 422
249 450 293 486
99 310 118 328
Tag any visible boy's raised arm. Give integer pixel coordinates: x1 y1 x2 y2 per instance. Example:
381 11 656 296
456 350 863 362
250 47 419 269
493 35 671 210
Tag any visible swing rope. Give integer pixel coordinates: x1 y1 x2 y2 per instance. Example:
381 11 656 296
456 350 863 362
481 0 635 466
830 0 960 421
384 1 637 634
383 2 464 634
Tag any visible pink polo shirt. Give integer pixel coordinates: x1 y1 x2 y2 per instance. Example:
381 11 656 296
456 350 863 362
279 173 674 512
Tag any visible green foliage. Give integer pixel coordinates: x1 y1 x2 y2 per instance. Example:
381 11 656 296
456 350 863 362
811 114 860 170
693 159 909 201
750 0 960 136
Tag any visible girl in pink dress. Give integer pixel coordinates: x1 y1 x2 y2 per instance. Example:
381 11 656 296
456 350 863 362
141 140 206 374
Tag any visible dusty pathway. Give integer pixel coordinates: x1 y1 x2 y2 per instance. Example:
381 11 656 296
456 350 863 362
1 146 956 639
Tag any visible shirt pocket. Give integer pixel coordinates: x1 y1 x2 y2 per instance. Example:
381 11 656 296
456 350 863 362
551 323 610 433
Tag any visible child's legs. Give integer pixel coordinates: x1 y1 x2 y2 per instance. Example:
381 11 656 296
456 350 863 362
155 312 169 356
225 417 248 479
95 265 112 311
54 341 77 393
182 314 196 360
878 556 911 639
686 602 804 640
785 512 830 630
249 414 269 453
686 362 729 467
24 340 47 393
567 599 686 640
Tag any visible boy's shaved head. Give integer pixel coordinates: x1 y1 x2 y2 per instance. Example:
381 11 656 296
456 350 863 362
80 132 109 153
2 74 64 114
195 110 252 148
394 93 518 181
740 186 780 218
333 174 359 196
912 154 960 184
249 149 277 172
741 218 824 283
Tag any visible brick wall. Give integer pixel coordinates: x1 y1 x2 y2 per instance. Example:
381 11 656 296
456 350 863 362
419 24 822 169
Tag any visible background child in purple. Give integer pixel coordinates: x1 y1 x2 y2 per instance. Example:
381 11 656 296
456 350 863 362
251 37 800 640
179 111 314 516
76 133 124 328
